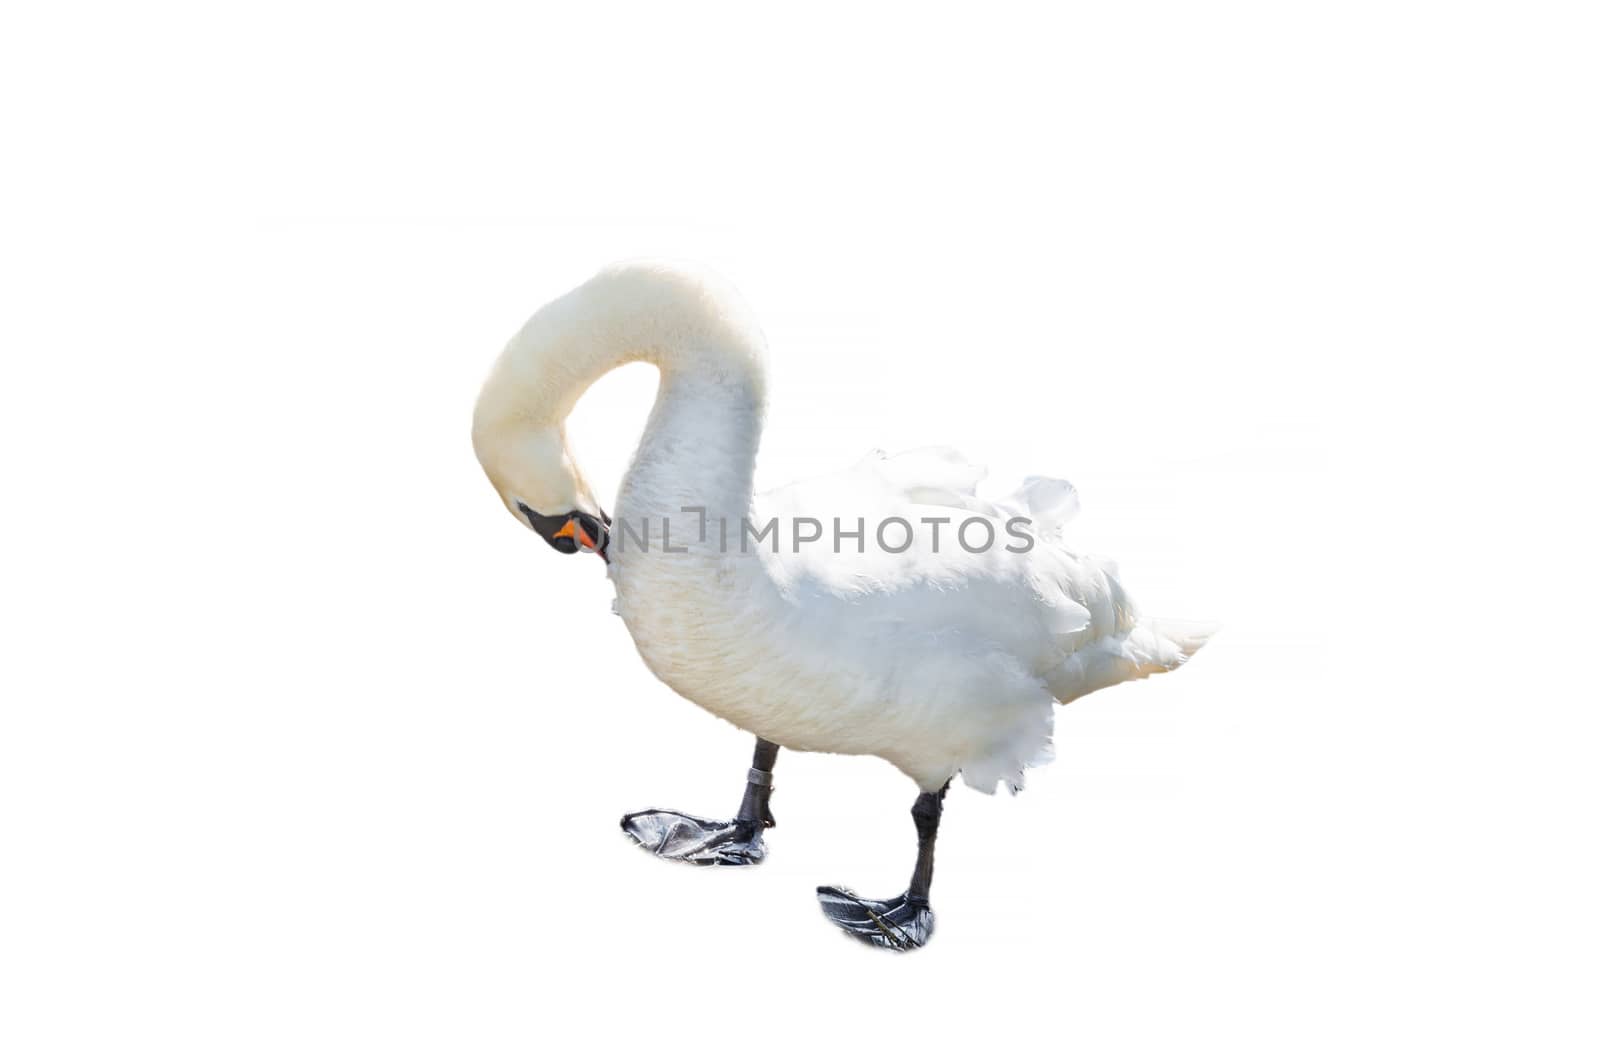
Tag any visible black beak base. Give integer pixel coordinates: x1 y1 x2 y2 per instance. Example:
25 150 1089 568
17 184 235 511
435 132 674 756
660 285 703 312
517 502 610 560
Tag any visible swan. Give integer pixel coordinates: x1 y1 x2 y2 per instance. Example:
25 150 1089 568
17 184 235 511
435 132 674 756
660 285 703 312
472 262 1215 950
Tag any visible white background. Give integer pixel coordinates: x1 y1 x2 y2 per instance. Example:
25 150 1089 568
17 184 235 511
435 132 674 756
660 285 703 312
2 2 1596 1057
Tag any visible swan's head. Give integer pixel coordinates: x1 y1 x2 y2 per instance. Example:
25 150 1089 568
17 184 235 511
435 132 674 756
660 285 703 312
472 419 610 559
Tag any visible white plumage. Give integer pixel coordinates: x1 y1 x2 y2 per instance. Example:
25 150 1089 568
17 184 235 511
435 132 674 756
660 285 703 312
474 262 1215 796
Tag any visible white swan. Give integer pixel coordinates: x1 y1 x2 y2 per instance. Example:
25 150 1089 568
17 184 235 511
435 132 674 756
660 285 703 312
473 262 1215 949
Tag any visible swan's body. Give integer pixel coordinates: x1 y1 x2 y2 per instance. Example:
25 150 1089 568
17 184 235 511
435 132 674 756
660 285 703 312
616 444 1213 793
474 262 1214 948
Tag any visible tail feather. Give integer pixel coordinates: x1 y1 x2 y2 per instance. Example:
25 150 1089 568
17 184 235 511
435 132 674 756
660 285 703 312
1144 617 1220 664
1043 617 1218 704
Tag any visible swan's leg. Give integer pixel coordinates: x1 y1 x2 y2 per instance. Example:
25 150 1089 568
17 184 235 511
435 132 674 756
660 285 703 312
619 738 779 866
816 783 948 950
733 737 780 829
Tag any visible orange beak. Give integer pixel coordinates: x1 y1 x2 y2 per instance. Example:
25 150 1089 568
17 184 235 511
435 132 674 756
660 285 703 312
551 517 599 552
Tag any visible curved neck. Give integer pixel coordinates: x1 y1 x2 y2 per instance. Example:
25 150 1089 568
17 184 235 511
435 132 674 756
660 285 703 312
480 264 769 526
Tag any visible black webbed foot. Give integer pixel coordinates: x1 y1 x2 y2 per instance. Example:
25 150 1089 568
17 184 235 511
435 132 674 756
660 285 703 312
620 809 767 866
815 885 935 950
